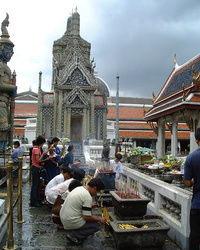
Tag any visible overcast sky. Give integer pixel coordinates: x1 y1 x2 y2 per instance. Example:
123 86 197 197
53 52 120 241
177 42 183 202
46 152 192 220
1 0 200 98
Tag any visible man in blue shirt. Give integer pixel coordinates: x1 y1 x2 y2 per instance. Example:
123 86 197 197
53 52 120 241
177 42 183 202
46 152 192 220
11 141 23 187
184 127 200 250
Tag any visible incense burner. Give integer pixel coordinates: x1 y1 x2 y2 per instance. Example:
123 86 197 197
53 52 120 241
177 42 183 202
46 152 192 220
109 219 170 250
110 191 151 220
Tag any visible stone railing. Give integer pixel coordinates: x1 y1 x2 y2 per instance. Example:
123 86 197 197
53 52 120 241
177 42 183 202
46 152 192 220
122 165 192 250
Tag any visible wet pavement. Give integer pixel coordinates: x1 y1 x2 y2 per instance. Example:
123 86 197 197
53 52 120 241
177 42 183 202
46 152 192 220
0 182 181 250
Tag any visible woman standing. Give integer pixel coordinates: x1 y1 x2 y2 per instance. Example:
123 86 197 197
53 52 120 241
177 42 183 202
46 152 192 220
40 141 59 182
52 137 61 165
30 135 46 207
62 145 75 168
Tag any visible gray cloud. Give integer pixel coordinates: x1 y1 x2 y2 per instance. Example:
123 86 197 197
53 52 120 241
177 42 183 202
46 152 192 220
1 0 200 98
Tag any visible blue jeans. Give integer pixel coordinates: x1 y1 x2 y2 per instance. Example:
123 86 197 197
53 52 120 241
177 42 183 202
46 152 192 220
30 165 41 205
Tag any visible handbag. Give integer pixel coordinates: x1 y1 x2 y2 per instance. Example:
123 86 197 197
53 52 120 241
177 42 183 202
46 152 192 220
51 195 64 216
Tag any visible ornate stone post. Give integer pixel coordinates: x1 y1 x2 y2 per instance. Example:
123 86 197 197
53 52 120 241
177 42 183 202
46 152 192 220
115 74 119 145
36 72 42 137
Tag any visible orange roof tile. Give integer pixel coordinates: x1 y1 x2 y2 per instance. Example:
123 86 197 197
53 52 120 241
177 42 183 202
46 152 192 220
14 129 25 135
108 106 150 119
119 130 189 139
14 104 37 117
190 95 200 102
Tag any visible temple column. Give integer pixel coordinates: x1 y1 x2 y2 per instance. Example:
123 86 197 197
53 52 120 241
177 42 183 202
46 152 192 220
91 93 95 138
102 109 107 140
53 90 58 136
63 107 67 136
182 110 200 153
190 131 196 153
133 140 137 149
86 109 90 138
157 118 165 158
171 115 178 157
83 108 87 139
188 110 200 153
66 108 71 138
57 90 63 135
190 116 198 153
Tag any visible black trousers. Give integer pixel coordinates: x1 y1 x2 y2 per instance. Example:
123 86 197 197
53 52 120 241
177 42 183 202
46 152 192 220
189 209 200 250
69 221 101 240
30 165 41 205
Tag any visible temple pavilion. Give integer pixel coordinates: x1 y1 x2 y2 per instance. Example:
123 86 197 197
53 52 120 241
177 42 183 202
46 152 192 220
145 54 200 158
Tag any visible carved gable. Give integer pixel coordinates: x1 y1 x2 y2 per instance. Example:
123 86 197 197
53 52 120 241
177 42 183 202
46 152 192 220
65 86 89 106
64 67 90 86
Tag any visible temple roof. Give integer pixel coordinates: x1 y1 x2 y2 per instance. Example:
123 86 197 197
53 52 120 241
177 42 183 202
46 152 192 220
15 90 38 101
145 54 200 121
108 97 153 105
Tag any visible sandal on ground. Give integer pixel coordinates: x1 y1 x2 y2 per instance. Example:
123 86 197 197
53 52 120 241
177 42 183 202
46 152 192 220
66 234 82 245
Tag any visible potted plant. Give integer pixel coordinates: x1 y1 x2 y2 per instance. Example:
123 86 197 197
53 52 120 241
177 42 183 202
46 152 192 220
127 147 155 165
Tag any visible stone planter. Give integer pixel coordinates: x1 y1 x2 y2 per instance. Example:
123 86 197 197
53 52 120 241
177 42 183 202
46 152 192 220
110 191 151 220
109 219 170 250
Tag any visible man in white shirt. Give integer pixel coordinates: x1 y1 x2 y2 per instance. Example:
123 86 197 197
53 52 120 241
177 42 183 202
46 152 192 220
45 167 71 197
110 153 123 180
46 169 85 204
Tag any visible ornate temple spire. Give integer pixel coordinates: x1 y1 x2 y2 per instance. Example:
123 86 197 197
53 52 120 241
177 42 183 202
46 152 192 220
0 13 14 64
65 8 80 36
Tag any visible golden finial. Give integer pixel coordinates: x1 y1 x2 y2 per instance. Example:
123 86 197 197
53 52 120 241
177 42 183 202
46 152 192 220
152 91 156 102
174 53 179 68
174 53 177 64
192 65 200 85
192 65 197 76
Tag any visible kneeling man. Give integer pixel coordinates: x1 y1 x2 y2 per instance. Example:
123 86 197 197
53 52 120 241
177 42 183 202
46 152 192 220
60 177 106 244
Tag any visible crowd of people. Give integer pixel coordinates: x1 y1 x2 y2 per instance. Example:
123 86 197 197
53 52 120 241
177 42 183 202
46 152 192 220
11 129 200 249
28 135 120 245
